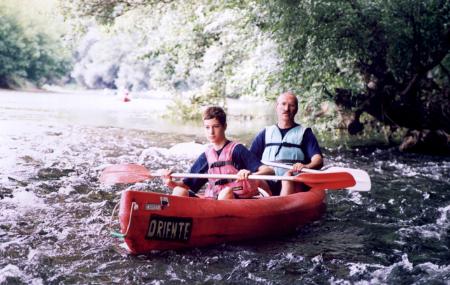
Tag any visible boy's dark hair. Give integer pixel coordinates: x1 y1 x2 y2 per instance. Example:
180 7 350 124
203 106 226 126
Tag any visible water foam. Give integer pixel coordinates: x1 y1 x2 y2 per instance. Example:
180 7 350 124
344 254 414 284
168 142 207 158
3 188 48 210
336 253 450 284
0 264 44 285
398 204 450 240
138 142 206 164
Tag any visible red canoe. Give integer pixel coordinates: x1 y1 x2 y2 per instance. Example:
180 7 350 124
115 188 326 253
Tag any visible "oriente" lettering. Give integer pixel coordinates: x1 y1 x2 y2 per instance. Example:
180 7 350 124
146 215 193 242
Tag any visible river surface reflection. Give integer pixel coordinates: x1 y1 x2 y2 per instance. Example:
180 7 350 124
0 89 275 139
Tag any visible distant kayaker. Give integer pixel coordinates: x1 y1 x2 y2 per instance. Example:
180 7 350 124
123 90 131 102
250 91 323 196
163 106 274 199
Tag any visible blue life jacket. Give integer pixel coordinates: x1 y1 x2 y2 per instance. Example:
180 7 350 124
261 125 306 176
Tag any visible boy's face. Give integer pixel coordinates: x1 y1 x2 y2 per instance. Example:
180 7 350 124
203 118 226 144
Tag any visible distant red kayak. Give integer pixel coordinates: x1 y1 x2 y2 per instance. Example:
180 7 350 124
115 188 326 253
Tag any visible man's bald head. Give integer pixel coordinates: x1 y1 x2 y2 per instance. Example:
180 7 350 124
276 91 299 128
277 91 298 113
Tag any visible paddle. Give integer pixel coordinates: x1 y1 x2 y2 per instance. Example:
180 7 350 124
100 163 357 191
261 160 371 191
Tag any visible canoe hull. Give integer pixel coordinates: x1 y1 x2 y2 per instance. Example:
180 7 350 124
118 189 326 253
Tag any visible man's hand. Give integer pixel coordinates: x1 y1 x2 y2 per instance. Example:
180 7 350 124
292 163 305 172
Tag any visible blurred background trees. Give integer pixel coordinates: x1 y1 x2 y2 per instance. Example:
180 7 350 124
63 1 281 99
0 0 71 88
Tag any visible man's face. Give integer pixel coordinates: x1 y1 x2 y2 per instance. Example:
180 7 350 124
276 93 298 123
204 118 226 144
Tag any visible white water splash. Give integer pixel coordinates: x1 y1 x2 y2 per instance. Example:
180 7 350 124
398 204 450 240
266 252 305 270
343 254 414 284
138 142 207 165
339 254 450 285
246 272 270 283
347 191 363 205
58 185 76 195
416 262 450 279
0 236 28 251
0 264 43 285
373 159 450 182
27 249 40 261
311 254 323 265
2 188 47 210
437 205 450 226
167 142 207 159
165 264 185 282
138 147 171 165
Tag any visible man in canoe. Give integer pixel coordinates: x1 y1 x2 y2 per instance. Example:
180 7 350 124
163 106 274 199
250 91 323 196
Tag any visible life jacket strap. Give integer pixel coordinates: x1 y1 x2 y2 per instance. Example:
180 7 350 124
265 142 302 148
209 160 234 168
214 178 234 186
273 159 299 164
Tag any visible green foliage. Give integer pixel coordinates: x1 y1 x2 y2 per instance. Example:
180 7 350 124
260 1 366 98
0 5 71 88
261 0 450 133
167 83 227 120
58 0 173 26
0 12 28 86
266 0 449 89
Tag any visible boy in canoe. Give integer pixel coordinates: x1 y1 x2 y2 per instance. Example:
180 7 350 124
250 91 323 196
163 106 273 199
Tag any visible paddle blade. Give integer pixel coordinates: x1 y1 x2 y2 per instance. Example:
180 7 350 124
295 172 356 190
325 167 371 191
100 164 151 185
262 160 371 191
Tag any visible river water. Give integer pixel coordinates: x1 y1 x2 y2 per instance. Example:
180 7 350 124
0 89 449 284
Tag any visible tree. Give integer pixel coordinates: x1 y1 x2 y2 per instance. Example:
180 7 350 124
262 0 450 153
0 6 71 88
0 13 29 87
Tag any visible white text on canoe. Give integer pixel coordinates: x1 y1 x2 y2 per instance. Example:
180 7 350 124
146 215 193 242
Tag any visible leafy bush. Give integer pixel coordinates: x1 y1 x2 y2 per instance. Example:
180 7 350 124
0 6 71 88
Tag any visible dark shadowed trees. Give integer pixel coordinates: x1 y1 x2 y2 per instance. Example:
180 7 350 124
262 0 449 153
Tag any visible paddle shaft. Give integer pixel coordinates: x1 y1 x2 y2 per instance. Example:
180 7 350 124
100 163 360 190
262 161 322 173
163 172 356 191
158 172 299 182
